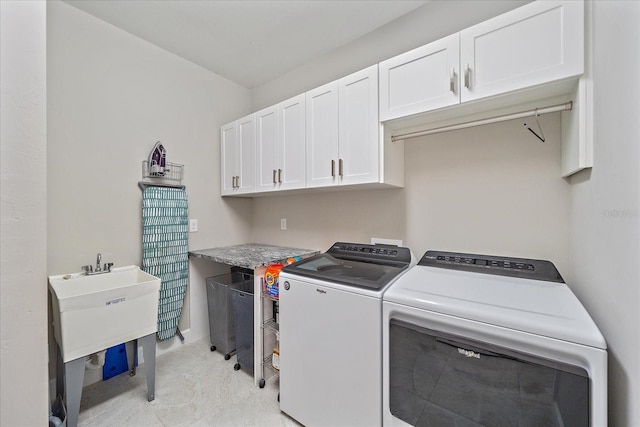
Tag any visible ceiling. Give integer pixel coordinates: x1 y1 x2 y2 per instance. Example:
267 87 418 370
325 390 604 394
63 0 428 89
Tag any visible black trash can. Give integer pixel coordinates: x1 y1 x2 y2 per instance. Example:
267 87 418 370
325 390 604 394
206 272 253 360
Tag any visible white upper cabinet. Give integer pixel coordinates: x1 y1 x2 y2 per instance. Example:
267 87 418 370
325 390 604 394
221 113 256 195
338 65 379 185
221 1 588 195
306 65 379 188
379 0 584 122
256 95 306 192
278 94 306 190
379 34 460 122
221 121 238 195
256 105 279 192
460 0 584 102
237 115 256 194
306 81 340 188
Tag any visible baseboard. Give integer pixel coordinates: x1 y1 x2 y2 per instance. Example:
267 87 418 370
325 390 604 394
149 328 192 360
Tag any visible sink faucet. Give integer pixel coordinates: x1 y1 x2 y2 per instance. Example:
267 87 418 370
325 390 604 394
82 253 113 275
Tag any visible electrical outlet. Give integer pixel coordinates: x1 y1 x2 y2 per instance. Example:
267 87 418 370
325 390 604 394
281 218 287 230
189 219 198 232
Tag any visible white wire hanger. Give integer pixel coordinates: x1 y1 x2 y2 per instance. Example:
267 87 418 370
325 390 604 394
524 108 546 142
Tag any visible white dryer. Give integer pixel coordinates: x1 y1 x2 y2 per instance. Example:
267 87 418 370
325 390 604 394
382 251 607 427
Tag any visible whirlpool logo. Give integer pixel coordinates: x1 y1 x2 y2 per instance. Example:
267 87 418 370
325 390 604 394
458 348 481 359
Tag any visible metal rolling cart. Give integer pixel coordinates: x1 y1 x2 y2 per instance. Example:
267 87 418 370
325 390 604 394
260 287 280 391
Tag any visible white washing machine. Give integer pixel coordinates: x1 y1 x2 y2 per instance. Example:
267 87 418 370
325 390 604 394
279 242 414 427
382 251 607 427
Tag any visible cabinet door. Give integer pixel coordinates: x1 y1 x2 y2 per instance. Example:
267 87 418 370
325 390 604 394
236 114 256 194
306 81 339 188
339 65 379 185
255 106 279 192
379 33 460 122
460 0 583 102
279 94 306 190
220 121 238 195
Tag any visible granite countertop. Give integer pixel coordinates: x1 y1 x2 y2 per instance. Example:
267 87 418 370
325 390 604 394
189 243 320 270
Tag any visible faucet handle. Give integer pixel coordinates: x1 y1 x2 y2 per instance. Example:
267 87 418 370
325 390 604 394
82 265 92 274
105 263 114 271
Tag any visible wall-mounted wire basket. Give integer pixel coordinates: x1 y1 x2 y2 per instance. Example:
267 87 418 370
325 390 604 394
142 160 184 182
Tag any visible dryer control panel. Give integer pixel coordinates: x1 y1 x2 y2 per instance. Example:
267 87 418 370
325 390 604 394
419 251 564 283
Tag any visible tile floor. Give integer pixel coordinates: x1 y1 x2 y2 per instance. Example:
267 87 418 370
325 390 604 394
78 338 299 426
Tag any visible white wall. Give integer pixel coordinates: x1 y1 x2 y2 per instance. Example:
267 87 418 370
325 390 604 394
47 0 253 274
47 0 253 380
0 1 49 424
569 2 640 426
403 113 569 271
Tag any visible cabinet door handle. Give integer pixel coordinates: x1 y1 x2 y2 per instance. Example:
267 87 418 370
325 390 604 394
339 159 343 177
231 176 236 188
464 63 470 89
236 176 240 188
450 68 456 93
278 168 282 183
273 169 277 184
331 160 335 177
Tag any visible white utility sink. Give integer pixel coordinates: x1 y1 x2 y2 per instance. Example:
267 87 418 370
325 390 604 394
49 265 160 363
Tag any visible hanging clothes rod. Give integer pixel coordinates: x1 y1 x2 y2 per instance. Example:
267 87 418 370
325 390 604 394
390 101 573 142
138 181 186 191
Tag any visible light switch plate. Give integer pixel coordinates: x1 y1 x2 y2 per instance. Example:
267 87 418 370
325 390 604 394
189 219 198 232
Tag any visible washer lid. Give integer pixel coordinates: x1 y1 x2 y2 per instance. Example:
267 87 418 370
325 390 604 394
282 253 408 291
281 242 413 291
384 265 606 349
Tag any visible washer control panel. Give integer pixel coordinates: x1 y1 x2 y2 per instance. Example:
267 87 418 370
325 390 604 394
328 242 412 265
